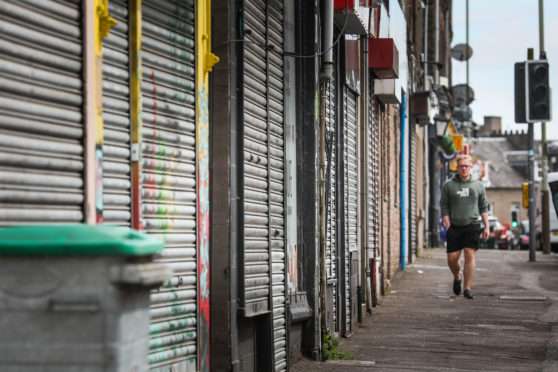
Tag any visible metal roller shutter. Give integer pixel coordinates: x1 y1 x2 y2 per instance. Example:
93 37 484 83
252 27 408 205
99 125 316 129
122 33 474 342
409 123 417 259
0 0 84 225
324 78 338 334
102 0 131 225
343 87 358 335
141 1 198 370
372 96 382 293
269 3 287 368
367 86 379 261
367 83 381 307
242 1 287 370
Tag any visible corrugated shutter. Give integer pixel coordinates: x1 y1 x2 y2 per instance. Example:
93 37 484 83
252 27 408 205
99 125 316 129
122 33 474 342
373 96 383 293
409 123 417 258
242 0 287 370
269 3 286 369
367 82 381 306
102 0 131 225
367 84 379 260
0 0 84 225
141 1 198 370
343 87 358 335
324 77 338 334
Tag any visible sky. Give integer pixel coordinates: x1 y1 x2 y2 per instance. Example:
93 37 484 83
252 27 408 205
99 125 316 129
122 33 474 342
452 1 558 140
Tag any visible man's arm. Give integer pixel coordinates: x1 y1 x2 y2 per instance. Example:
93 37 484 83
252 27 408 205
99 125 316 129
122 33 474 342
481 212 490 241
443 215 451 230
440 182 450 226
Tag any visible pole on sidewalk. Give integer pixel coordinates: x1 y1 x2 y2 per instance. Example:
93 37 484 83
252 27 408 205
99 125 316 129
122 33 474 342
539 0 551 255
528 48 536 262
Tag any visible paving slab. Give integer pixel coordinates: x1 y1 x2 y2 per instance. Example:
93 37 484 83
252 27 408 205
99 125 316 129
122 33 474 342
291 248 558 371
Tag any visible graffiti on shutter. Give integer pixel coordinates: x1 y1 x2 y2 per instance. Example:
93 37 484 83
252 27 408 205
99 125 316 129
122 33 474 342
141 1 197 370
0 0 84 225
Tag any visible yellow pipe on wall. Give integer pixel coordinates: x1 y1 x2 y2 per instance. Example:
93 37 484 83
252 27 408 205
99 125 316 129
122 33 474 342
129 0 143 230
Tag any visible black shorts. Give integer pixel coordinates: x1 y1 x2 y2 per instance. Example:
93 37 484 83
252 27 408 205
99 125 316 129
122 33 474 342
446 223 482 253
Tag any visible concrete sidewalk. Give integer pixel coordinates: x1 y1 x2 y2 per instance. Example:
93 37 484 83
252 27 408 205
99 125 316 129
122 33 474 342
291 248 558 371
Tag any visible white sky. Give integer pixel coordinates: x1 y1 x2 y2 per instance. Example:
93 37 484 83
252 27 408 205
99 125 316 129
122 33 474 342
452 0 558 140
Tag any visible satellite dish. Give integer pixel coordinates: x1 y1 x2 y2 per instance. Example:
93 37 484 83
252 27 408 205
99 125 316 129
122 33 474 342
451 84 475 106
452 105 472 121
451 43 473 61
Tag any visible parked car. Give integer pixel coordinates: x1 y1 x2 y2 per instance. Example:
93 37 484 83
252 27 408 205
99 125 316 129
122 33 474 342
502 222 516 249
544 172 558 252
480 216 511 249
495 221 513 250
514 220 530 250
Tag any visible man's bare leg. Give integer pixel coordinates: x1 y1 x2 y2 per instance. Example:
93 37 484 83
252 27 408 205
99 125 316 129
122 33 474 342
447 250 462 280
463 247 476 290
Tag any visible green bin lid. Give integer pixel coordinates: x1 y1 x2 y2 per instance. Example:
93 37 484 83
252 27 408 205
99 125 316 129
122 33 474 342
0 224 165 256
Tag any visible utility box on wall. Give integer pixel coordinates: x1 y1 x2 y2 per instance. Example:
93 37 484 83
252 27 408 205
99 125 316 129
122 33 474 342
375 79 401 104
369 38 399 79
412 91 434 125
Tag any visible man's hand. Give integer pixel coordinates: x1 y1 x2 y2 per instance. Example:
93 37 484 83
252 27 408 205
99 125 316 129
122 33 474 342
483 227 490 241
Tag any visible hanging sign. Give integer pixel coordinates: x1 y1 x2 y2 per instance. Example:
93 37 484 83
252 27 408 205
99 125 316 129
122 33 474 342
451 134 463 152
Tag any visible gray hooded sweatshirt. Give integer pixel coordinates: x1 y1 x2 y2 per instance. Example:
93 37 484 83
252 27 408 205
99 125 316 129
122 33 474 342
440 175 488 227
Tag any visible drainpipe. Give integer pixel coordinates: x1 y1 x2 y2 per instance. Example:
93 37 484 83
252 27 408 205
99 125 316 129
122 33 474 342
400 93 407 270
432 0 440 247
424 0 428 82
434 0 439 83
423 0 430 247
321 0 334 80
360 36 372 315
319 0 334 347
445 8 450 83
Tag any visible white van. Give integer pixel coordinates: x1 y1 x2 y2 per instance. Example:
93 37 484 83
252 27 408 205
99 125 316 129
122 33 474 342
546 172 558 252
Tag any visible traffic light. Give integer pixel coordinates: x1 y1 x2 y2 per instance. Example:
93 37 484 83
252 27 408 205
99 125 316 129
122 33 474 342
510 210 519 228
526 60 551 122
523 183 529 208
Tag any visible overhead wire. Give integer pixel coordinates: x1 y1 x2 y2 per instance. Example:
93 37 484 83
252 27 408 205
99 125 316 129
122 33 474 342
211 0 351 59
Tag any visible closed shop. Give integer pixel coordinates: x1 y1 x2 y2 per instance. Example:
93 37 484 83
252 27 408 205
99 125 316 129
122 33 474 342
0 0 84 225
367 85 380 304
140 1 198 370
324 77 338 334
342 87 358 336
409 122 417 259
240 0 287 370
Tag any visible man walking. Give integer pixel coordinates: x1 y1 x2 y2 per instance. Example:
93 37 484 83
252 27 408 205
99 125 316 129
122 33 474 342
440 155 490 299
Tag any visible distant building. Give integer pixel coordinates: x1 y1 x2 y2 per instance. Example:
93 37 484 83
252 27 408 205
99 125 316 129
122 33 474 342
477 116 503 137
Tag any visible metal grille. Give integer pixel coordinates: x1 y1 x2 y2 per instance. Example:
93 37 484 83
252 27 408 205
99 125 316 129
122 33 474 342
242 0 287 370
102 0 131 225
343 87 358 335
141 1 197 370
324 78 337 333
0 0 84 225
